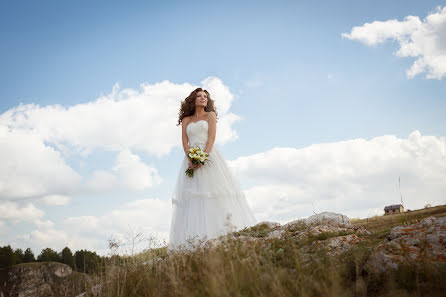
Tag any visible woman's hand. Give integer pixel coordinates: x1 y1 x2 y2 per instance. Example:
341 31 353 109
188 160 202 169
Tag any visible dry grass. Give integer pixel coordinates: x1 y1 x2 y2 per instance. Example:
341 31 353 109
86 205 446 297
351 204 446 233
95 236 446 297
4 206 443 296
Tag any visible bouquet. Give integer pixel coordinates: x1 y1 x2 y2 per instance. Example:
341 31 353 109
185 146 211 178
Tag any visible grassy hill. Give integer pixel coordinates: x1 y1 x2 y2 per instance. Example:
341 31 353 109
3 205 445 296
351 204 446 232
96 204 446 297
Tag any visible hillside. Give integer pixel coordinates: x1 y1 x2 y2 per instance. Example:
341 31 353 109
2 205 446 297
100 205 446 297
351 204 446 232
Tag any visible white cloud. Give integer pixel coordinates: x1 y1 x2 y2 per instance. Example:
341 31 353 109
0 125 82 200
112 149 162 191
341 6 446 79
84 170 119 193
0 77 241 202
10 198 171 256
33 219 55 229
229 130 446 222
1 76 243 254
0 221 6 235
81 149 162 193
0 201 44 224
0 76 240 159
6 130 446 255
41 194 71 206
19 228 70 253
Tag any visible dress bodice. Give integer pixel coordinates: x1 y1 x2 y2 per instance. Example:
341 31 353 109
187 120 208 149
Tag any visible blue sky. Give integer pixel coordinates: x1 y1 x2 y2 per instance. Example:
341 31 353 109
1 0 445 256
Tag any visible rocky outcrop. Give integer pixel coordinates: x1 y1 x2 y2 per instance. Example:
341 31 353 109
303 212 351 227
1 262 100 297
210 212 446 270
203 212 369 257
310 234 363 256
172 212 446 273
367 216 446 271
283 214 369 258
253 221 281 229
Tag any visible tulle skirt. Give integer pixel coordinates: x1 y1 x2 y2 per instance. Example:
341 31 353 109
168 144 257 251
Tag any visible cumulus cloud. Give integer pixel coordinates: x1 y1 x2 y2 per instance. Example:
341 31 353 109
33 219 55 229
0 77 241 201
112 149 162 191
0 221 6 235
81 149 162 193
0 201 44 224
0 125 82 200
41 194 71 206
341 6 446 79
9 198 171 256
16 228 70 254
84 170 119 193
0 76 240 158
229 130 446 222
6 130 446 255
1 77 243 254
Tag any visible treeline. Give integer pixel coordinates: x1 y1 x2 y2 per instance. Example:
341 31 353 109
0 245 108 274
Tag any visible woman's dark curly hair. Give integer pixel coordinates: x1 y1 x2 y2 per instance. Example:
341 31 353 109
177 88 218 126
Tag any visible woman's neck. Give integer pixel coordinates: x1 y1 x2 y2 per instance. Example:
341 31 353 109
194 107 206 117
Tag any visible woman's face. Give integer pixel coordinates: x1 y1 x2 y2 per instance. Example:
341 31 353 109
195 91 208 107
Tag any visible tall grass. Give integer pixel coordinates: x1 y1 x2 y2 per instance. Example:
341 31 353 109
91 223 446 297
351 204 446 233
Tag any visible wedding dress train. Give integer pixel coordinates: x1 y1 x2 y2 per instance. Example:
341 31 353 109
168 119 257 251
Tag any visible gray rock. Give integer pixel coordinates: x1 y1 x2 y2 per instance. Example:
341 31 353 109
281 219 307 231
3 262 99 297
254 221 281 229
304 212 351 227
266 229 286 239
367 216 446 272
323 234 363 255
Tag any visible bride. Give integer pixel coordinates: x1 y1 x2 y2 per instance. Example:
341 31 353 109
168 87 257 251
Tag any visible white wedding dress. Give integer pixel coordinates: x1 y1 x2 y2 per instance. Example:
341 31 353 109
168 119 257 251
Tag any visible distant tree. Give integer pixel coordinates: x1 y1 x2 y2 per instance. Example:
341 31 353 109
0 245 15 267
424 204 432 209
37 248 60 262
74 249 102 274
23 248 36 263
60 247 75 268
109 254 124 266
13 248 24 264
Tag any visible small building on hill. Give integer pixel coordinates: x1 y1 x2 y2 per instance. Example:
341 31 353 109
384 204 404 215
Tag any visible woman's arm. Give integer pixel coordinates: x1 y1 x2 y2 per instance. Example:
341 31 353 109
204 111 217 154
182 117 190 157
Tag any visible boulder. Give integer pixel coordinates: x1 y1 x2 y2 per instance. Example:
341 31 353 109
3 262 99 297
253 221 281 229
367 216 446 272
281 219 308 231
266 229 286 239
321 234 363 256
304 212 351 227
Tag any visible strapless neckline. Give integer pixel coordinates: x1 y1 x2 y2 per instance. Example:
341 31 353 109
186 120 208 130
